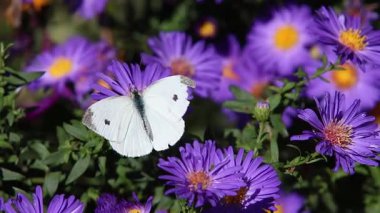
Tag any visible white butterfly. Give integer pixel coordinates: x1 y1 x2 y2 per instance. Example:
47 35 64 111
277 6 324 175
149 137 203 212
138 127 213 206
82 75 195 157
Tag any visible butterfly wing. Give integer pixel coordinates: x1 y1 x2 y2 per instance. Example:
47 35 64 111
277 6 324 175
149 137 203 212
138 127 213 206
82 96 153 157
143 75 195 151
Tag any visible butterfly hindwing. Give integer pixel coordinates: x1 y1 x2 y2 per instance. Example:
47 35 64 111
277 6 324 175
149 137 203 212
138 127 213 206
143 75 194 151
109 110 153 157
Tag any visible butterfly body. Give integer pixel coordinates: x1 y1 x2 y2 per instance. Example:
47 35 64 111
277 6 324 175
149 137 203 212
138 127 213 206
131 90 154 141
82 75 195 157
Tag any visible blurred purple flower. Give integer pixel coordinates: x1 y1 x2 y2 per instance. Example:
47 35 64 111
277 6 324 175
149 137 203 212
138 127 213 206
344 0 378 23
274 192 308 213
72 0 109 20
142 32 221 97
291 91 380 174
74 41 116 106
92 60 169 101
314 6 380 72
234 49 274 100
282 106 298 128
158 140 245 207
306 61 380 109
211 35 242 103
25 36 114 108
0 186 83 213
248 5 315 75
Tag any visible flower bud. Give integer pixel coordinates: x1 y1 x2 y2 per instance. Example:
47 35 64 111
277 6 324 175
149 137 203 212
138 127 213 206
253 101 270 122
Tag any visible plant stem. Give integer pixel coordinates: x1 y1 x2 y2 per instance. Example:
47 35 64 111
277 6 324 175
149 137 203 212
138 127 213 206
254 122 265 156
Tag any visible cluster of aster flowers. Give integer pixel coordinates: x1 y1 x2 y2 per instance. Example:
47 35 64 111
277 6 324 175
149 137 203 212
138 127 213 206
158 140 281 211
11 0 380 212
0 186 83 213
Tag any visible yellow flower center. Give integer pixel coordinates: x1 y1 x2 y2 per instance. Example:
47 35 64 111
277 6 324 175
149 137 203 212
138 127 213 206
199 21 217 38
170 58 194 77
223 187 248 205
49 57 73 78
127 209 141 213
310 45 321 59
324 122 353 147
222 61 239 80
274 25 299 50
331 63 358 90
338 29 367 51
251 82 267 99
187 171 210 190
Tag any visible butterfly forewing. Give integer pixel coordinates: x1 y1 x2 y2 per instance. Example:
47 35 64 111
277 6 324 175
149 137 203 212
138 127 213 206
143 75 194 151
82 96 133 142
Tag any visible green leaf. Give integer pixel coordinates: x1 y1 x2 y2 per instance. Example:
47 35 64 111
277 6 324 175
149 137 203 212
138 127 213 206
63 122 88 141
98 156 106 175
281 82 296 93
57 126 72 145
269 94 281 111
65 155 90 184
44 172 61 196
230 86 255 101
43 150 70 166
30 142 50 159
270 131 279 163
1 168 25 181
223 100 255 113
270 114 288 137
6 71 44 85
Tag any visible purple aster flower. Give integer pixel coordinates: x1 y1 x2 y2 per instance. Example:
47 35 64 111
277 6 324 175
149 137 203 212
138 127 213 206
306 61 380 109
25 36 99 95
274 192 308 213
211 35 242 103
217 148 280 210
158 140 245 207
141 32 222 97
0 185 83 213
314 6 380 72
95 193 152 213
91 60 169 101
291 91 380 174
121 193 153 213
248 5 316 75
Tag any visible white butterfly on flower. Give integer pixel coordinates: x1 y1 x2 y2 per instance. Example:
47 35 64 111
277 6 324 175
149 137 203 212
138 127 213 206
82 61 195 157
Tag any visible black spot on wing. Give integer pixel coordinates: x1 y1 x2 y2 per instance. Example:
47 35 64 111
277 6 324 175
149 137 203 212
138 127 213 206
173 94 178 101
104 119 110 125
